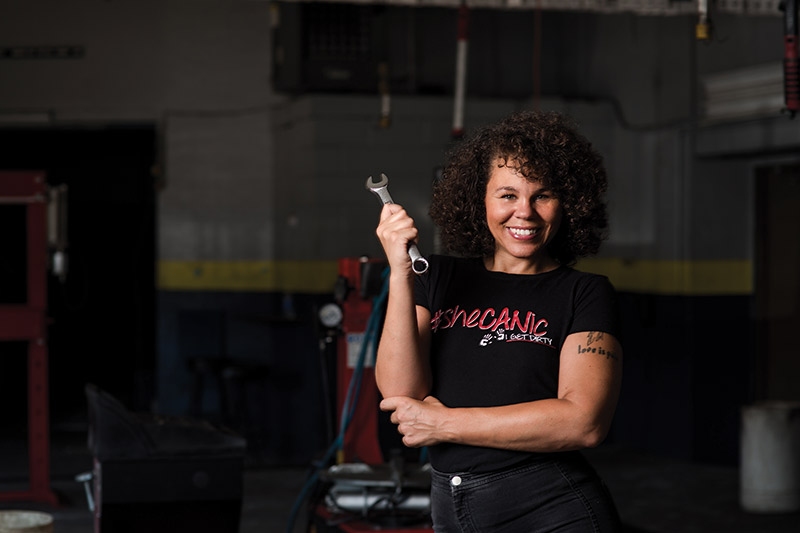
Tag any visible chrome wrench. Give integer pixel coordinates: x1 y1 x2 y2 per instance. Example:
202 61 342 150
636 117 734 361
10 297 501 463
366 173 429 274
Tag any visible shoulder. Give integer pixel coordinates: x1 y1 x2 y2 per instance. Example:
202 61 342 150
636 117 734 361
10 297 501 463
424 254 482 276
555 267 616 293
557 267 621 337
414 255 483 304
547 267 619 316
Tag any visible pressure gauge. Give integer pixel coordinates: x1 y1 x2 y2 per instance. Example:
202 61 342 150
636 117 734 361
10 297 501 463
318 302 343 328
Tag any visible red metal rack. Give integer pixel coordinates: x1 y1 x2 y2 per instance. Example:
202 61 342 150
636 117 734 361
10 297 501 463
0 171 59 506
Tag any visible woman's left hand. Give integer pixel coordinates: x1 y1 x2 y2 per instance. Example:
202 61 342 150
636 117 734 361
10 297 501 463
380 395 447 448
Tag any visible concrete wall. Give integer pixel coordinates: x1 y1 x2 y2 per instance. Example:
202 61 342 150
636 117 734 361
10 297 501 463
1 4 787 271
0 1 277 262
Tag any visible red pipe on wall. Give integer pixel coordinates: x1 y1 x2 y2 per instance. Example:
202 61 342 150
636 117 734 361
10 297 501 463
783 0 799 116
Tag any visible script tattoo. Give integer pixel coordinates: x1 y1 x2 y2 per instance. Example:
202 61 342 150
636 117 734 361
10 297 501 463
577 331 618 361
586 331 605 345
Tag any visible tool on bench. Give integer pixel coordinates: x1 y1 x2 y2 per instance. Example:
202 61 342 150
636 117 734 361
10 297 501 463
366 173 429 274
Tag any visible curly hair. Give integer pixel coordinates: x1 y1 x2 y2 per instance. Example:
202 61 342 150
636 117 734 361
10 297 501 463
430 110 609 266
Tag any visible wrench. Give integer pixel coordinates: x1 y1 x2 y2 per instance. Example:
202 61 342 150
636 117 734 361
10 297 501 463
366 173 429 274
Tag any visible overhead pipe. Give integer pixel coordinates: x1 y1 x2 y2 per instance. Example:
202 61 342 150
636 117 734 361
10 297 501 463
378 61 391 128
782 0 799 117
376 8 392 129
451 0 469 139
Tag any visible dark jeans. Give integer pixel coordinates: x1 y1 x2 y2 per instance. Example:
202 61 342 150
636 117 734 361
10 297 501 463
429 452 622 533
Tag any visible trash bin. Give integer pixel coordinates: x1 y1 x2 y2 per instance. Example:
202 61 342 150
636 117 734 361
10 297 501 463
0 511 52 533
740 401 800 513
85 384 247 533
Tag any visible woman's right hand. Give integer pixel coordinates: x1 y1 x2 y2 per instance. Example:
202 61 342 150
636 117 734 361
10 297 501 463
376 203 420 274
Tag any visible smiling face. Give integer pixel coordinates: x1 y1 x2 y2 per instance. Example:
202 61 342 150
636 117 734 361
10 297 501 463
484 159 563 274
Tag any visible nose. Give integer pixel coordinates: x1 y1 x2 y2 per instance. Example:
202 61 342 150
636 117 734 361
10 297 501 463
515 198 535 219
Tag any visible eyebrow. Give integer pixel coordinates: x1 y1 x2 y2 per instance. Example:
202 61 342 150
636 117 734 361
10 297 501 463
491 185 551 194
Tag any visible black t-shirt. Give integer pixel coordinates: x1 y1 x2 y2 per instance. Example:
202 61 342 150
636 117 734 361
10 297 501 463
413 254 621 474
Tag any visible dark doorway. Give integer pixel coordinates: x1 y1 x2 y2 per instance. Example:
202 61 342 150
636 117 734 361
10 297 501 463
0 125 157 429
755 162 800 402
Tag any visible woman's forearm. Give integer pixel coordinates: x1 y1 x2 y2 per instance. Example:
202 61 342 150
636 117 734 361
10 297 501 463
431 332 622 452
439 398 612 453
374 272 432 400
386 331 623 452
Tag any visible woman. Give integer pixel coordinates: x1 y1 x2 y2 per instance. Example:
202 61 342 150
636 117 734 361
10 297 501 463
374 110 623 532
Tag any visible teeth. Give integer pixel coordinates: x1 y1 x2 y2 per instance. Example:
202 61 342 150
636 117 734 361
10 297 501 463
510 228 535 236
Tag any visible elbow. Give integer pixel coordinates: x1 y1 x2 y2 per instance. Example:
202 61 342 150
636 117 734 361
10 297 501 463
580 427 608 449
374 359 392 396
374 369 392 398
375 373 430 401
375 375 419 401
574 418 611 449
375 361 431 400
565 398 617 449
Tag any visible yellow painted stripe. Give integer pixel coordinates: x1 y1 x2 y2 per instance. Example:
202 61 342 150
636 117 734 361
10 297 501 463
576 258 752 295
158 258 753 295
158 260 339 293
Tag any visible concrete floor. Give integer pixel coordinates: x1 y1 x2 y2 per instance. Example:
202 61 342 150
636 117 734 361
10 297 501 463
1 429 798 533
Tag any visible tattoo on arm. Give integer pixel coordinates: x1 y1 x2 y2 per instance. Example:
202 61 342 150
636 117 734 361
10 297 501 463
587 331 604 345
577 331 618 361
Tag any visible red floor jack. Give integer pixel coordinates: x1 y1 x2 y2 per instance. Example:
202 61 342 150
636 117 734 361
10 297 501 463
309 257 433 533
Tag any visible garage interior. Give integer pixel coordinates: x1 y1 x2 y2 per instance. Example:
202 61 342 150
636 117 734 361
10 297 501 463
1 0 799 532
